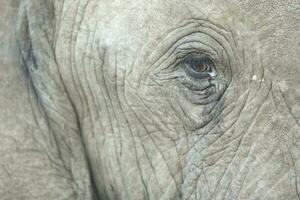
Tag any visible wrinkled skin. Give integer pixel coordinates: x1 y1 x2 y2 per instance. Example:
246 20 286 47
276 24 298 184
1 0 300 199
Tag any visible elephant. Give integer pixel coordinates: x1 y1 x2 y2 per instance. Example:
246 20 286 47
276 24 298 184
0 0 300 199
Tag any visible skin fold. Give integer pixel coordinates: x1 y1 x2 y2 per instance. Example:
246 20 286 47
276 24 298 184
1 0 300 199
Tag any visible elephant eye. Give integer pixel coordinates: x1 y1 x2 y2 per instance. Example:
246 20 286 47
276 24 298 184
182 54 216 78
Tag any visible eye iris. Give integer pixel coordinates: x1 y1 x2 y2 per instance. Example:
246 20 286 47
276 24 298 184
193 62 206 72
185 55 212 73
181 54 216 79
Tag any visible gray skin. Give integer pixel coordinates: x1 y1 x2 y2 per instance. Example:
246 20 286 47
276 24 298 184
1 0 300 199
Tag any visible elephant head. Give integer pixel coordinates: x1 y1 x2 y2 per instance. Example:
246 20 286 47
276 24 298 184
1 0 300 199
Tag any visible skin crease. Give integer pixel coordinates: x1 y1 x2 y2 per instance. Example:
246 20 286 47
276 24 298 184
53 0 300 199
1 0 299 199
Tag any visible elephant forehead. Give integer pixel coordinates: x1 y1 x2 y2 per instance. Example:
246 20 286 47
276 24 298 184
76 0 298 54
57 0 299 77
90 0 253 46
95 0 219 48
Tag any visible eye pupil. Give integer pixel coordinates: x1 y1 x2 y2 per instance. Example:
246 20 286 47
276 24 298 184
194 63 206 72
180 54 217 79
183 54 213 75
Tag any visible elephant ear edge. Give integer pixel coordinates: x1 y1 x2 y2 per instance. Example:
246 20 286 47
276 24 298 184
16 1 95 199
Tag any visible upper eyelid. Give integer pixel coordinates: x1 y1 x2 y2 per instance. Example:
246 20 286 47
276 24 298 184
178 51 216 62
148 30 232 78
152 46 220 79
157 36 225 71
172 42 222 67
176 40 220 58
